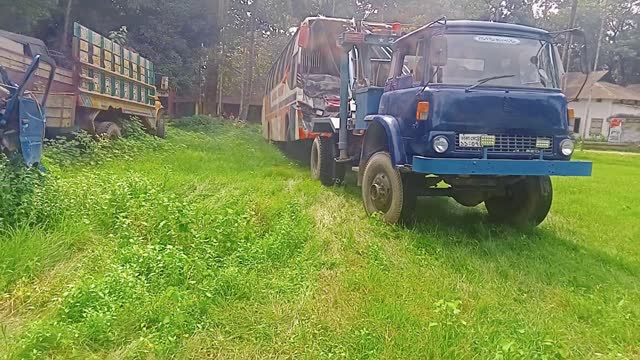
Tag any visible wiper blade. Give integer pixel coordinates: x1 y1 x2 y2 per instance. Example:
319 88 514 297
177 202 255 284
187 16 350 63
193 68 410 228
465 74 515 92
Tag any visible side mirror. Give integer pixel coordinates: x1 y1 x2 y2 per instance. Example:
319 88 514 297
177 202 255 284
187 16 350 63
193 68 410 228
430 35 448 67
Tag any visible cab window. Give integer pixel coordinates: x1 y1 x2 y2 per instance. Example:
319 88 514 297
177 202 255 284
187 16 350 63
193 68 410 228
394 40 427 85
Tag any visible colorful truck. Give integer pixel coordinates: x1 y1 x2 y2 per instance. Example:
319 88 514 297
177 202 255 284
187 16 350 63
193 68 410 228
0 23 166 145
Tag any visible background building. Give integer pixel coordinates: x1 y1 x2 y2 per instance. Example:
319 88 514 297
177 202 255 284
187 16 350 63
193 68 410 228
565 72 640 143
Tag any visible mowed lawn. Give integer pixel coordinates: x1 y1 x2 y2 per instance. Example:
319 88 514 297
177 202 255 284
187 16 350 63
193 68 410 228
1 118 639 359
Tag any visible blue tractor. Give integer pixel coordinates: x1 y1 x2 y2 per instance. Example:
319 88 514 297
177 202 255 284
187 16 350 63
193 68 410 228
310 19 592 226
0 54 54 167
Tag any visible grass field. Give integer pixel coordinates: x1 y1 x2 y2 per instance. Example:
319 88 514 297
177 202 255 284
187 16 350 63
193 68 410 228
1 117 639 359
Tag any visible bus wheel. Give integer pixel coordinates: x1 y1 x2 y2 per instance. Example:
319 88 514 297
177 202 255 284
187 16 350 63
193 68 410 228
310 136 343 186
362 152 416 224
485 176 553 226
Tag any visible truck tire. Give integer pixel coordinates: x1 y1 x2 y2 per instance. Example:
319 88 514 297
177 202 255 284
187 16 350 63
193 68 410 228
95 121 122 139
484 176 553 226
362 152 416 224
310 136 344 186
156 114 166 138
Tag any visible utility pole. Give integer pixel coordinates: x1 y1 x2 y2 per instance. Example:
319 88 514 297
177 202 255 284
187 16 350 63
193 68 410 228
582 0 608 138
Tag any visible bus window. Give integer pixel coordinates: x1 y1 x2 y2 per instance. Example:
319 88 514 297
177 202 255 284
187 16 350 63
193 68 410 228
288 54 297 90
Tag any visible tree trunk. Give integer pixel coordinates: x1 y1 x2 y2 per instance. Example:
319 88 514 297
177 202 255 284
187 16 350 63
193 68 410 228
239 3 257 121
60 0 74 52
593 0 608 72
216 0 226 116
239 45 247 119
562 0 579 70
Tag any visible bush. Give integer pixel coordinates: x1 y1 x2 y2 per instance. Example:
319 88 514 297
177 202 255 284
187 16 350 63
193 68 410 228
0 117 166 228
0 156 47 226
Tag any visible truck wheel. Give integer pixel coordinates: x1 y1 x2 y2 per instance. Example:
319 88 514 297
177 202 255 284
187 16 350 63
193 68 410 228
95 121 122 139
310 136 344 186
155 114 166 138
362 152 416 224
484 176 553 226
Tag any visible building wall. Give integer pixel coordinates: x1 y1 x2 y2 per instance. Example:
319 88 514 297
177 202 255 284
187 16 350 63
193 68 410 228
571 100 640 142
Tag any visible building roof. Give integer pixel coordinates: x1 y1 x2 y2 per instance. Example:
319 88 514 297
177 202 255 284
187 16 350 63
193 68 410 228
625 84 640 93
564 71 640 102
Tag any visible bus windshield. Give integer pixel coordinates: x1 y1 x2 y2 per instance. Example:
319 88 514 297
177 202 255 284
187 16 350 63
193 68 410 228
432 34 559 89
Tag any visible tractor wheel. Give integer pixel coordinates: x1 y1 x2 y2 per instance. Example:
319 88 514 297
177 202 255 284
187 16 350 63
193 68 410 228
484 176 553 226
362 152 417 224
95 121 122 139
310 136 344 186
155 114 166 138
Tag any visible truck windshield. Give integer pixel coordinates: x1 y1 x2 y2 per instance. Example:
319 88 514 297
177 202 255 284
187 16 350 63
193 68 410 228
431 34 559 89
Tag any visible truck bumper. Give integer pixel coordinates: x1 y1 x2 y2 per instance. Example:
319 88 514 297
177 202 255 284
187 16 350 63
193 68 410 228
411 157 592 176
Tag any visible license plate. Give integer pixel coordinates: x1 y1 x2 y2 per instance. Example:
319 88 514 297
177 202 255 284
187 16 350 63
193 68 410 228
459 134 482 148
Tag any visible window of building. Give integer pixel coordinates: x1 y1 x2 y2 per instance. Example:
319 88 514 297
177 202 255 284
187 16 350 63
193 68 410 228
590 118 603 136
573 117 581 134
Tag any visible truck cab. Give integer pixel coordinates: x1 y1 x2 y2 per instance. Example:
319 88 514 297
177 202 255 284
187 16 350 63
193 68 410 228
384 21 572 162
311 19 592 226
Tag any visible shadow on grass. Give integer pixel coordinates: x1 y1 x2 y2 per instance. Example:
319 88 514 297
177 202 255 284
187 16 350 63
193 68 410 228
335 181 639 286
273 141 313 167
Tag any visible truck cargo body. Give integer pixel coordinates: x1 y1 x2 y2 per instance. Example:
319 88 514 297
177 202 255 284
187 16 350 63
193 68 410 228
0 23 163 138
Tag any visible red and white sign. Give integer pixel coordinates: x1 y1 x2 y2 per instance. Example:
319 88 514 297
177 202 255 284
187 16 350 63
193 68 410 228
608 118 623 143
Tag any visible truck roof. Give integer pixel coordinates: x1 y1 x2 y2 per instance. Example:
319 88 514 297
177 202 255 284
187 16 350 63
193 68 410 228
0 29 48 49
301 16 393 31
443 20 549 36
395 20 551 48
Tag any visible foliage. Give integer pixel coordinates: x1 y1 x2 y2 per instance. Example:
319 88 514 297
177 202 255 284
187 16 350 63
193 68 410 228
108 26 128 46
3 0 639 114
1 117 639 358
44 118 163 168
1 0 218 94
0 0 55 35
0 156 47 227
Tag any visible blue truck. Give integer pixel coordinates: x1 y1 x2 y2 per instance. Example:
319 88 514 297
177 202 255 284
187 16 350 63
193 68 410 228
310 18 592 226
1 54 54 167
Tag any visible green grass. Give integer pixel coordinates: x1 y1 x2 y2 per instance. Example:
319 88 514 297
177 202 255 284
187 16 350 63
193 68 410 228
1 117 639 359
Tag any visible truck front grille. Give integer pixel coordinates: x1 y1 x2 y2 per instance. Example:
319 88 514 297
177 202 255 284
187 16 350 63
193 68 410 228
455 134 554 155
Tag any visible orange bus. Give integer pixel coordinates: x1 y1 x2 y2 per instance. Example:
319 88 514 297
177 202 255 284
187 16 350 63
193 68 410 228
262 17 394 145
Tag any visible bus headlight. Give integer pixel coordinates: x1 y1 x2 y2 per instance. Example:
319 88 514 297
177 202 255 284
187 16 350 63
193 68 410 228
433 136 449 153
560 139 574 156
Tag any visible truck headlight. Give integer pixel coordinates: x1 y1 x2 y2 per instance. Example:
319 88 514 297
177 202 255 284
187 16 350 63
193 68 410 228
433 136 449 154
560 139 574 156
